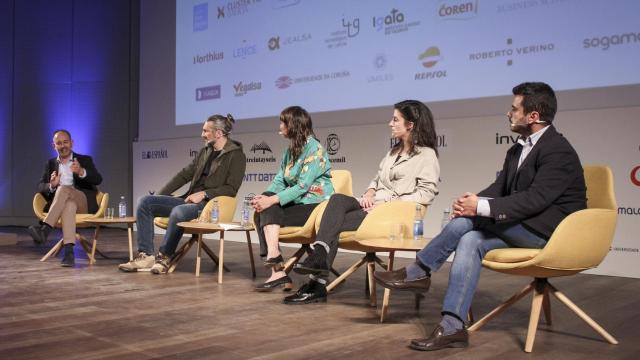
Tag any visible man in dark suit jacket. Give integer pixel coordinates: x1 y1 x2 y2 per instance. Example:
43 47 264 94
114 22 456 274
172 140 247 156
374 82 586 352
28 129 103 267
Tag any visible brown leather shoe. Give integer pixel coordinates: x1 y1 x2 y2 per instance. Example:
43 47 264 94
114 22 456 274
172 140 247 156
373 268 430 293
409 325 468 351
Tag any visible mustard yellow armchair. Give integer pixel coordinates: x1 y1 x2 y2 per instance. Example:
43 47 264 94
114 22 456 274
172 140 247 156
279 170 353 273
468 165 619 352
326 201 426 306
33 191 109 262
154 196 241 275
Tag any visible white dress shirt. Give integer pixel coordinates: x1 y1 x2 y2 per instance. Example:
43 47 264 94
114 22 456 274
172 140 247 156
49 153 87 192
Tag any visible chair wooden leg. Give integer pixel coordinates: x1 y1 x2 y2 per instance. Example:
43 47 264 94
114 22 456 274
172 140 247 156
547 282 618 345
326 256 367 292
380 251 395 322
78 235 96 264
283 245 308 273
542 286 552 325
367 260 377 308
217 231 225 284
373 255 388 270
195 234 203 277
169 237 196 273
90 226 101 265
467 308 474 325
40 239 64 262
364 253 386 296
200 241 230 272
364 264 369 296
524 280 546 353
245 230 256 278
127 225 134 261
468 281 534 331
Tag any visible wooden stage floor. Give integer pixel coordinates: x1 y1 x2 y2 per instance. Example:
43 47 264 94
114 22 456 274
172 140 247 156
0 226 638 359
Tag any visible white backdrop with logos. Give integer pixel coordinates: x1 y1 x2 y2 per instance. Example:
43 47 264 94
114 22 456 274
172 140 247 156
133 106 640 278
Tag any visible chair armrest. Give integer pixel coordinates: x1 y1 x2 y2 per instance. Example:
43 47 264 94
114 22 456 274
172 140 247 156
534 208 618 271
33 193 47 221
94 192 109 217
201 196 237 223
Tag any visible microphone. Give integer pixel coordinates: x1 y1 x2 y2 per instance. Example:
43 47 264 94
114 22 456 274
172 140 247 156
509 121 527 130
509 119 546 130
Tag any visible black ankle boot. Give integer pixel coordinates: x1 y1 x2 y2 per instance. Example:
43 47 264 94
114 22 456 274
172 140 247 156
27 222 51 245
61 244 75 267
283 280 327 305
293 246 329 275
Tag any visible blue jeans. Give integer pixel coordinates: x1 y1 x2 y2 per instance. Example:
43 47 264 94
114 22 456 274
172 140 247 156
135 195 205 256
416 217 547 321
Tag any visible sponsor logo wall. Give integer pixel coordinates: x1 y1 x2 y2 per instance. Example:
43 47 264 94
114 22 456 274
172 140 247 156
176 0 640 124
134 106 640 278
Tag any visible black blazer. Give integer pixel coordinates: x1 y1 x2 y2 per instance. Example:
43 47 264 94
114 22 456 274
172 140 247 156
478 126 587 239
37 153 103 213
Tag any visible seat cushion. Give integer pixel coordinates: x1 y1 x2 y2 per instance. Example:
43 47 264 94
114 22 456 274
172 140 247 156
339 231 357 242
279 226 303 236
484 248 541 263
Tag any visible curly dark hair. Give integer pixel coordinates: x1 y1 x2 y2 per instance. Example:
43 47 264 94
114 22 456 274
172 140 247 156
391 100 438 157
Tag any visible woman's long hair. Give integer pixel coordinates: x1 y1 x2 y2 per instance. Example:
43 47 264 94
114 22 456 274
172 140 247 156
280 106 315 165
391 100 438 157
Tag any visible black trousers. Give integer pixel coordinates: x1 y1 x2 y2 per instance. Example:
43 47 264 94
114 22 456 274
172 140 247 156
255 192 319 257
314 194 368 266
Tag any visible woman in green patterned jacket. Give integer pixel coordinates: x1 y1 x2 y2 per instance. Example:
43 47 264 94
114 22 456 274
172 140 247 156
252 106 335 291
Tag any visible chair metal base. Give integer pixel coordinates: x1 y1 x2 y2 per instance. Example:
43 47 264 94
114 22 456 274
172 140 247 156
469 278 618 353
326 252 388 307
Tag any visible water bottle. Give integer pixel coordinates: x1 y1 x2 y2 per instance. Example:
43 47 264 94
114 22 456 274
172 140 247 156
241 197 251 226
210 199 219 224
118 196 127 218
441 208 451 230
413 204 424 240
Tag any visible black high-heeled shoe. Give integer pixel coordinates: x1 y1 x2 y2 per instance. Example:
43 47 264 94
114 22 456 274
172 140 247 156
255 275 293 292
263 254 284 270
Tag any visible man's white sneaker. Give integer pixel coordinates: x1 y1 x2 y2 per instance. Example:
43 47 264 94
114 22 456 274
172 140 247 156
118 252 155 272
